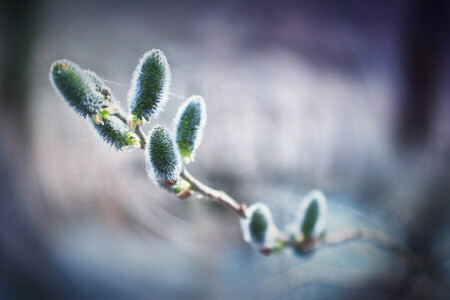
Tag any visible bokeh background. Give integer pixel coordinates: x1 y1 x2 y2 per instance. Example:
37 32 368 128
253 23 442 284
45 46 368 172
1 0 449 298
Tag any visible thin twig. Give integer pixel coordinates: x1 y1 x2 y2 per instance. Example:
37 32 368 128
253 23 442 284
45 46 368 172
260 232 450 298
259 263 407 299
134 123 147 149
328 230 450 272
259 261 450 299
180 167 247 218
285 228 419 270
112 112 127 123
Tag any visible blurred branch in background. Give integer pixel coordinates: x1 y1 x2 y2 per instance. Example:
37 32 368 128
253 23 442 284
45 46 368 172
396 0 448 150
0 0 73 298
285 227 450 277
0 140 71 298
0 0 39 148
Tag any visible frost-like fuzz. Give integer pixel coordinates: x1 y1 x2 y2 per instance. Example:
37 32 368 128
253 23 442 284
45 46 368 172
240 203 280 249
174 95 207 161
84 69 104 91
146 125 181 185
128 49 171 121
84 69 116 103
288 190 327 240
91 116 138 150
50 60 103 117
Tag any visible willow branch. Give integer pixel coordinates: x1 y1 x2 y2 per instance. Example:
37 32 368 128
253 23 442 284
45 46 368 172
110 108 450 271
111 111 247 217
180 167 247 218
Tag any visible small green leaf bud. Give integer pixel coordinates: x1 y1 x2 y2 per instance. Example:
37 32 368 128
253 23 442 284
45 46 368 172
174 95 207 162
128 49 171 121
157 178 192 198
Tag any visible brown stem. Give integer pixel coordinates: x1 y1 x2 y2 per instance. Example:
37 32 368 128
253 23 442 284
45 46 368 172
180 167 247 218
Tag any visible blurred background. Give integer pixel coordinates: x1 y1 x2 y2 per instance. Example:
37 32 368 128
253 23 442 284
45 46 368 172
0 0 449 298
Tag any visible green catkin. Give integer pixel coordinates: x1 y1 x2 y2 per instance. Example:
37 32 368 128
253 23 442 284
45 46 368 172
50 59 103 117
84 69 117 103
92 116 137 150
295 190 327 240
241 203 280 249
249 208 269 243
301 199 319 238
128 49 171 121
84 69 104 92
146 125 181 185
174 95 207 161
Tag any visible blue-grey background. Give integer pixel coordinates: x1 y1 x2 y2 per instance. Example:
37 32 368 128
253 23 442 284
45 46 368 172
0 0 449 298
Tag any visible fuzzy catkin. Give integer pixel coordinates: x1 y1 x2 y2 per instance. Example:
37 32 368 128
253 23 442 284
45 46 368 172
301 199 319 238
174 95 207 160
298 190 327 239
128 49 171 121
146 125 181 185
249 207 269 243
84 69 117 103
84 69 104 91
50 60 103 117
91 116 135 150
240 203 280 249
